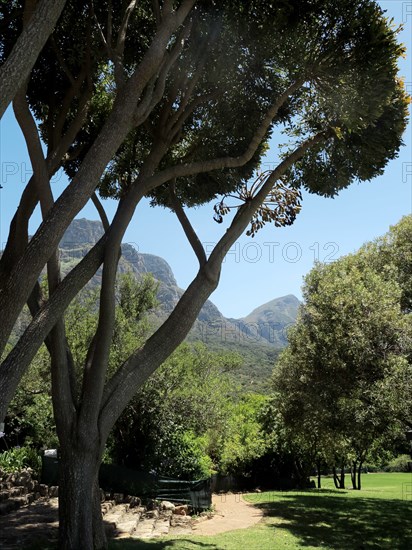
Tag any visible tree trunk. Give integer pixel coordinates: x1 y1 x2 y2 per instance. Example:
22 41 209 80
333 466 339 489
316 460 321 489
351 461 357 490
339 465 345 489
294 459 305 488
357 461 362 491
58 446 106 550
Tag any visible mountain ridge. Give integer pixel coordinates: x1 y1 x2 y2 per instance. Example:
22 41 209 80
59 219 300 390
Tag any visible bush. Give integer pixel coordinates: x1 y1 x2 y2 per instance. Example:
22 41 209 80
383 454 411 472
0 446 42 477
159 430 214 480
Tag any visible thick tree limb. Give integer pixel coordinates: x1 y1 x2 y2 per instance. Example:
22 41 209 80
100 130 331 437
0 73 93 286
13 86 78 419
169 183 207 266
134 19 193 126
0 0 67 119
116 1 138 57
0 1 196 358
91 194 110 232
0 237 106 423
79 141 170 428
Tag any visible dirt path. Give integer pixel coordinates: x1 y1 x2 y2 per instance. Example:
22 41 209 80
192 493 263 536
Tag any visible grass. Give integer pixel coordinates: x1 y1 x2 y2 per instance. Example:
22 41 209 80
110 472 412 549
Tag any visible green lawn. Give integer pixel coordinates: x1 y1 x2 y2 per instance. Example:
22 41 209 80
110 473 412 549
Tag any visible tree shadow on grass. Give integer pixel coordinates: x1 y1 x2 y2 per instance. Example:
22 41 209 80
110 539 220 549
256 492 412 549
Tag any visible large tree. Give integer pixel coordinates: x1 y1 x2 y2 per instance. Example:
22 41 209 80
0 1 409 548
272 232 411 489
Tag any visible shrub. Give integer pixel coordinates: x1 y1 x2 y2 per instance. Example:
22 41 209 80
384 454 411 472
0 446 42 477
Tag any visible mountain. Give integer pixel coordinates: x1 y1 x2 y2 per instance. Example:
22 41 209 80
58 219 300 390
234 294 301 348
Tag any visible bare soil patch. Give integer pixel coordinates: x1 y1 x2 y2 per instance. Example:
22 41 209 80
192 493 263 536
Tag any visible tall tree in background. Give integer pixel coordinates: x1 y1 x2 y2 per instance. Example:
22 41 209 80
272 219 412 489
0 2 409 547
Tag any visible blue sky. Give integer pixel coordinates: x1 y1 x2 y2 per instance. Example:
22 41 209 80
0 0 411 319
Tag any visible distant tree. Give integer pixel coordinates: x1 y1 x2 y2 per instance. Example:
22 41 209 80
218 393 270 476
0 2 409 547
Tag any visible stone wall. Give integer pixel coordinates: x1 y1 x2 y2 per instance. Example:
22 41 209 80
0 468 56 515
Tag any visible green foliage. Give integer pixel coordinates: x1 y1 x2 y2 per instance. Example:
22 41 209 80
6 273 158 450
109 343 242 478
158 429 214 480
360 215 412 312
384 454 411 473
64 273 158 384
0 446 41 477
6 0 406 215
218 394 270 475
269 217 412 482
7 344 57 450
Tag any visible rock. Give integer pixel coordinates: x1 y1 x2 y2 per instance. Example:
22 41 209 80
26 480 36 492
170 515 192 527
160 500 175 511
9 487 26 498
146 498 159 511
38 484 49 497
173 505 188 516
144 509 159 519
129 496 141 509
15 471 31 486
49 486 59 498
113 493 124 504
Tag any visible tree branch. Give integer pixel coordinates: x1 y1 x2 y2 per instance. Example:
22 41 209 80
13 86 78 416
116 0 138 57
152 0 161 24
79 139 170 428
169 183 206 266
50 35 76 86
0 237 106 423
0 0 67 119
91 193 110 232
0 2 195 357
99 130 331 437
133 19 193 126
145 78 305 192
